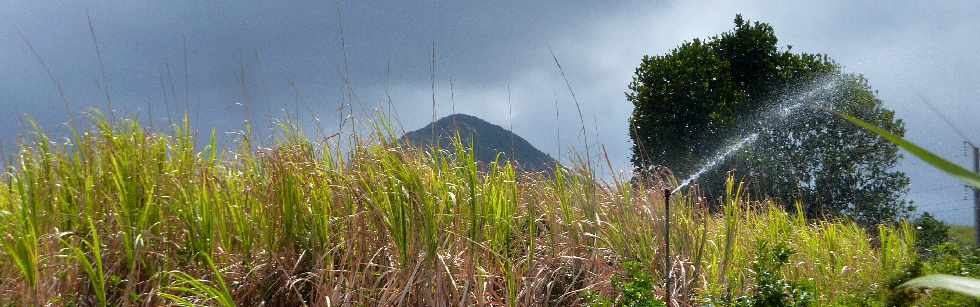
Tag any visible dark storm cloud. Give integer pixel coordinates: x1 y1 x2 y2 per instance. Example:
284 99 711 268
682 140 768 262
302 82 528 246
2 1 978 223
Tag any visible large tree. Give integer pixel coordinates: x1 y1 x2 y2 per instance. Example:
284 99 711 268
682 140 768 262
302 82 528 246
628 15 911 226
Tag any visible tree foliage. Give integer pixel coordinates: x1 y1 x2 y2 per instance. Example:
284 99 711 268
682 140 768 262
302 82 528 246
628 15 911 226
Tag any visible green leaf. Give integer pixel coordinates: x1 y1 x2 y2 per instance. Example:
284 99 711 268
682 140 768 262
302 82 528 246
838 112 980 189
901 274 980 298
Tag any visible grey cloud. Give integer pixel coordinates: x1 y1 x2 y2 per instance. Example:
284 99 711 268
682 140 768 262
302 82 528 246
1 0 978 223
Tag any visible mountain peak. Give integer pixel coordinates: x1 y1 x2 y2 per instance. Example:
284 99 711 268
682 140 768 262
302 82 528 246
401 114 557 173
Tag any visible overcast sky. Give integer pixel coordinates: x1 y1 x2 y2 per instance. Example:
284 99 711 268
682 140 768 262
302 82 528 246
2 1 979 224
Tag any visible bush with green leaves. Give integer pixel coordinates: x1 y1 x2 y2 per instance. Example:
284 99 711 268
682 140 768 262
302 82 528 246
584 261 666 307
881 259 925 307
913 212 951 255
914 243 980 305
730 241 815 307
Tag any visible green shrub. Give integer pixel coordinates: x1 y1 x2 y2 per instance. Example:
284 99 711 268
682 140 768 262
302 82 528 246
879 243 980 306
584 261 666 307
733 241 816 307
917 243 980 305
882 259 924 307
913 213 951 255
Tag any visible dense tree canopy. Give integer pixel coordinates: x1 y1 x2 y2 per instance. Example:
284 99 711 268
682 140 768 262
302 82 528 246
628 15 911 226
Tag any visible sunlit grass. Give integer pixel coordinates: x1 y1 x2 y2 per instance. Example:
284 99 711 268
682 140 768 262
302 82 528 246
0 114 916 305
949 225 975 247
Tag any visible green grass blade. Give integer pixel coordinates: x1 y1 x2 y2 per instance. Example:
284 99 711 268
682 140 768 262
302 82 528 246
838 112 980 189
901 274 980 298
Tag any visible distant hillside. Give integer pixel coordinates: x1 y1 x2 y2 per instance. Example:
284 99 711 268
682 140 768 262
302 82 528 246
401 114 558 173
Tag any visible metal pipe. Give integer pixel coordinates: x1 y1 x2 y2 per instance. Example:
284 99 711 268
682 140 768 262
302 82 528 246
973 145 979 246
664 189 671 306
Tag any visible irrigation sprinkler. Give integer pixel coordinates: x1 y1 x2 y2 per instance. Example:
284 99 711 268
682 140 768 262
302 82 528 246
663 188 672 306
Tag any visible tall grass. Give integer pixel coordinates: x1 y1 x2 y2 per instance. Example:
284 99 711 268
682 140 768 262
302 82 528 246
0 114 915 305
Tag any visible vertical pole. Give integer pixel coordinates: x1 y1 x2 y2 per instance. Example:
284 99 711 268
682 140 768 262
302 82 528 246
663 189 671 306
973 145 979 246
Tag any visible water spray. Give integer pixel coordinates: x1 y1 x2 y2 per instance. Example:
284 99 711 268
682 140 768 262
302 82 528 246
672 133 759 193
670 75 843 194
